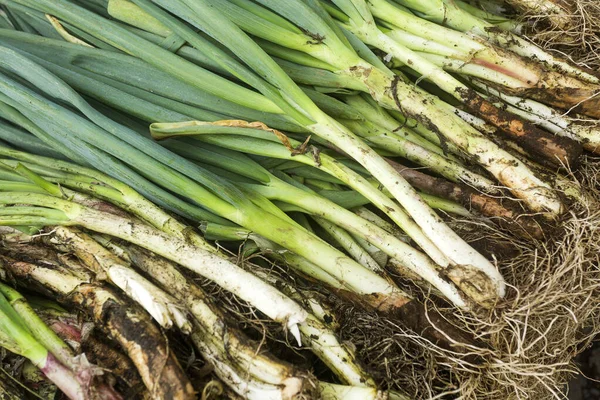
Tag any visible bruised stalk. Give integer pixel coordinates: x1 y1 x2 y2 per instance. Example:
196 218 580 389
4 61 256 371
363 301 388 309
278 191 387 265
27 299 144 391
385 159 545 239
0 285 89 400
93 235 310 398
43 226 192 333
470 80 600 154
0 250 195 400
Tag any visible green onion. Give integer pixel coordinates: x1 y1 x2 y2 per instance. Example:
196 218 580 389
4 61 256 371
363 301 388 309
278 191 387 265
324 0 581 167
387 0 599 85
61 0 507 295
0 286 88 400
161 136 472 307
152 120 503 304
0 45 410 313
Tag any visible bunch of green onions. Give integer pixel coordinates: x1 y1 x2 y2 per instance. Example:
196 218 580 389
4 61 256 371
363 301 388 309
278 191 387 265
0 0 599 397
0 149 411 399
0 0 509 305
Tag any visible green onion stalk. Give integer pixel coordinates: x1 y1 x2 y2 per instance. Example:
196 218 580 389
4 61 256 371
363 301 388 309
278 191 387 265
336 111 497 189
0 119 66 160
383 0 599 85
201 221 368 291
0 147 360 306
157 134 475 307
304 90 498 189
2 2 544 300
0 248 195 400
0 133 227 250
0 48 408 318
29 0 515 298
301 87 444 153
0 30 484 215
390 0 600 84
363 0 585 90
347 1 600 120
152 121 501 304
321 0 581 167
138 0 560 218
0 185 309 340
108 238 397 398
334 92 458 156
1 151 468 308
0 26 303 133
0 283 105 384
0 285 97 400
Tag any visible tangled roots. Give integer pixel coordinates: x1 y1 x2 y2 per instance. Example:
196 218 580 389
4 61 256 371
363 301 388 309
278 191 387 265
334 159 600 399
516 0 600 70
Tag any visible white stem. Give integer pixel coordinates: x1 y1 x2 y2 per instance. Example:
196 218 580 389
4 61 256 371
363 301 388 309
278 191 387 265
318 382 386 400
301 315 375 387
311 116 506 298
106 266 191 332
72 209 308 336
52 227 191 332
